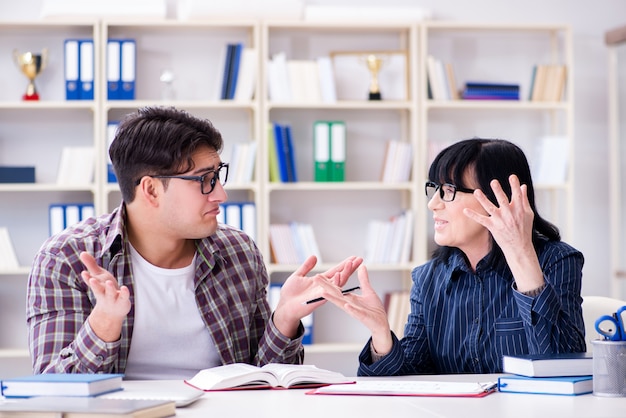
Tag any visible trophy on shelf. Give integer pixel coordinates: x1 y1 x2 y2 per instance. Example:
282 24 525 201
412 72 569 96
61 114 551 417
13 48 48 101
364 54 385 100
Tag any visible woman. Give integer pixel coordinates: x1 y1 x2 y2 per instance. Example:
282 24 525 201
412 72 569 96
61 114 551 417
315 138 586 375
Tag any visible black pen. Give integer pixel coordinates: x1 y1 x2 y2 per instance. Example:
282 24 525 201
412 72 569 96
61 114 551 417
302 286 361 305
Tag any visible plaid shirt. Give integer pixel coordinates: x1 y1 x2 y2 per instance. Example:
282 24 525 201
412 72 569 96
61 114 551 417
26 204 304 374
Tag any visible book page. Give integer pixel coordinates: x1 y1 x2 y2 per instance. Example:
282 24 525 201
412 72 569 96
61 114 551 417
261 364 351 388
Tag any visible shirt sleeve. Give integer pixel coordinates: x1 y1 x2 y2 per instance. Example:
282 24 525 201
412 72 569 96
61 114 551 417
512 242 586 354
27 246 121 373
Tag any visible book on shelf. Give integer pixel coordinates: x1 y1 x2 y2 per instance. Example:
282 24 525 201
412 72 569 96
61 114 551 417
184 363 352 391
233 47 258 102
497 375 593 396
529 64 567 102
56 146 95 186
49 203 95 236
269 283 313 344
316 56 337 103
306 380 497 397
271 122 297 183
0 396 175 418
363 210 413 264
267 124 280 183
462 81 520 100
107 121 120 183
0 373 124 398
0 227 20 270
502 352 593 377
227 140 257 185
269 222 322 265
287 60 322 103
380 139 412 183
267 51 292 102
0 166 35 183
384 289 411 338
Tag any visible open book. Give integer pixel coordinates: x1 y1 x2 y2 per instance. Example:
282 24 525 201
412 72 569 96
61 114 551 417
184 363 354 391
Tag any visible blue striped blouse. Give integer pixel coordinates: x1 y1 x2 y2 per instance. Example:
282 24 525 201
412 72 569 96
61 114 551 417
358 238 586 375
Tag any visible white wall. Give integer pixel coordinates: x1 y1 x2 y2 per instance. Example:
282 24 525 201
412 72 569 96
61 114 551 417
1 0 624 297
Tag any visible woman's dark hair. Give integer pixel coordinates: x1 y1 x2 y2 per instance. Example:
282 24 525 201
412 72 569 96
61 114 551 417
429 138 560 264
109 106 224 202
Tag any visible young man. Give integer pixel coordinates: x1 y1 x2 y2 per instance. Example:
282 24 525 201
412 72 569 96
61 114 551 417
26 106 362 378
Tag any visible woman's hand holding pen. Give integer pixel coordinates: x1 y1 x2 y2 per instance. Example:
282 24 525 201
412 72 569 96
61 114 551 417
313 264 393 356
272 255 363 339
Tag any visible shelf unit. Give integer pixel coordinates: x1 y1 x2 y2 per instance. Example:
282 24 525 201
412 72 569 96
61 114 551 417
606 24 626 300
261 22 419 356
0 20 100 376
0 19 575 376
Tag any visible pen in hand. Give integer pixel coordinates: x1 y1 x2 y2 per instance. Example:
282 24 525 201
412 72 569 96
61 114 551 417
302 286 361 305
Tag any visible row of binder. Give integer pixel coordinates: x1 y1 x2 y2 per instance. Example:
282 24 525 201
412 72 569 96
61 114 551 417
217 202 256 241
63 38 136 101
49 203 95 237
313 120 346 182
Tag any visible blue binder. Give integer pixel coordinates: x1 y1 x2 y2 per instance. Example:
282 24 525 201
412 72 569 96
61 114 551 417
120 39 136 100
79 39 94 100
64 39 80 100
106 39 121 100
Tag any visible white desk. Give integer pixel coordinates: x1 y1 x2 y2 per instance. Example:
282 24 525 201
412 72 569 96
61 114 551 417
175 374 626 418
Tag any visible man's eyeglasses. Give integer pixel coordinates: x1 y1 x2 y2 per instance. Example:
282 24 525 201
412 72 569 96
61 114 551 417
144 162 229 195
425 181 475 202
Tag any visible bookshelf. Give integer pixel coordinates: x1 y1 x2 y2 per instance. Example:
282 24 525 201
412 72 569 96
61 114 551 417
0 19 575 376
0 20 100 376
606 24 626 300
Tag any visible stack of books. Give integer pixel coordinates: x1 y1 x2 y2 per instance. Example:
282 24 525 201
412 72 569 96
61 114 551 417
461 81 520 100
498 352 593 396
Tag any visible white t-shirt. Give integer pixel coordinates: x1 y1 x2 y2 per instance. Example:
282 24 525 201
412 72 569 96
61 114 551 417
124 244 221 379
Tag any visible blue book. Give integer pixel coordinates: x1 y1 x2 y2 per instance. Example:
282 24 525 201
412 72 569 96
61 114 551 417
0 166 35 183
272 123 289 182
226 43 243 99
220 44 235 100
0 373 124 398
283 124 297 182
497 375 593 396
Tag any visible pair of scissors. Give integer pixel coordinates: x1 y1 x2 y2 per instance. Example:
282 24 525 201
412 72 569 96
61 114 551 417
594 305 626 341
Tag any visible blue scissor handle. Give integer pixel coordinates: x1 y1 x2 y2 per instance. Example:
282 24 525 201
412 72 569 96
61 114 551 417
595 315 623 341
615 305 626 340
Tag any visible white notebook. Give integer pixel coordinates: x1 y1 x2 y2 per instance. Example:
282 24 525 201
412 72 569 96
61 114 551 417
99 379 204 407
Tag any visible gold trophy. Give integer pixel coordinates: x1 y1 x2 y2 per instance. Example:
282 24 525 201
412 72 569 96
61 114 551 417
13 49 48 101
364 54 384 100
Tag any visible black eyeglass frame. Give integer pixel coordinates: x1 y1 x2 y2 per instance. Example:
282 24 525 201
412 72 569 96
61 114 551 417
425 181 475 202
142 162 229 195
